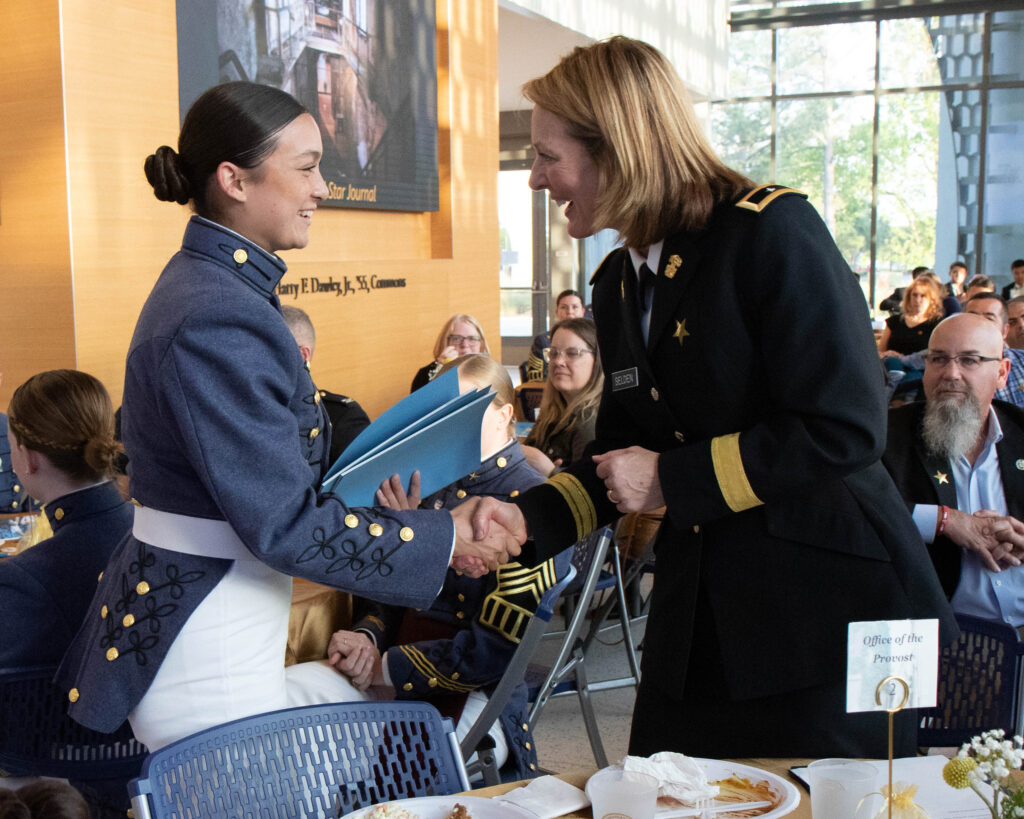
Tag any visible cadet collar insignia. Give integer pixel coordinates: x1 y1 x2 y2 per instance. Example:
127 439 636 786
735 184 807 212
664 255 682 280
673 318 690 346
934 471 949 485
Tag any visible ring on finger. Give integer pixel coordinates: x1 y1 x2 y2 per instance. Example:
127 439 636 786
607 489 619 504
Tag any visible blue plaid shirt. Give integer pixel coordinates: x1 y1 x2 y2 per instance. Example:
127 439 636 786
995 346 1024 407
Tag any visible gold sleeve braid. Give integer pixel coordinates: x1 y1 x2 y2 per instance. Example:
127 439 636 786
547 472 597 541
479 559 559 643
710 432 763 513
397 645 476 693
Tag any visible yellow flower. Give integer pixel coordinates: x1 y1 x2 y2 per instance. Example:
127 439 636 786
943 757 977 789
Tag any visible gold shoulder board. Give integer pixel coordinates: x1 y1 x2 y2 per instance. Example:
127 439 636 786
735 185 807 213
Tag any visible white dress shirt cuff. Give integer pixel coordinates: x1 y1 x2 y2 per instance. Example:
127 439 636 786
912 504 940 543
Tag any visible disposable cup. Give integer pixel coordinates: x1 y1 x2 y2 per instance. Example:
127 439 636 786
806 758 878 818
585 768 659 819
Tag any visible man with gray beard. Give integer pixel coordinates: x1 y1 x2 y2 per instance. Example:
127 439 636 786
883 314 1024 627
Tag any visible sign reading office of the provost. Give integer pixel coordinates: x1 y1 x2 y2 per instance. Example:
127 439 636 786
175 0 439 213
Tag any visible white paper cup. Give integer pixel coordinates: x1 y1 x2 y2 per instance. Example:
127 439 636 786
806 758 878 818
586 768 659 819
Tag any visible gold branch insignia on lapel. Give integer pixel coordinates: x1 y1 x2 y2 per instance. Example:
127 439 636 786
673 318 690 346
933 471 949 485
621 280 625 301
664 254 682 280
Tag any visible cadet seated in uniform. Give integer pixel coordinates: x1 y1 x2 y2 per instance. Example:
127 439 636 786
326 354 572 779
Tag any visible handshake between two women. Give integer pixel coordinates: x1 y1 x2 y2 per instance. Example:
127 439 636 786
451 497 528 576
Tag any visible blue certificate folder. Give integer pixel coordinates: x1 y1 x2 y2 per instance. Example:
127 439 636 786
320 368 491 507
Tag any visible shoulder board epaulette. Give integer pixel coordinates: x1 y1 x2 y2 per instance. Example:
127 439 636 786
734 185 807 213
589 247 624 285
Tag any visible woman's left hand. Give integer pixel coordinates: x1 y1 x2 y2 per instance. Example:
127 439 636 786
327 629 381 690
375 471 421 510
593 446 665 512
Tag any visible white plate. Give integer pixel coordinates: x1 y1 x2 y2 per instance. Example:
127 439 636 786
339 794 534 819
587 759 800 818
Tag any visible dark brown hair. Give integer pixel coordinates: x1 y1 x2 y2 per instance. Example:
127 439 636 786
0 782 89 819
7 370 120 483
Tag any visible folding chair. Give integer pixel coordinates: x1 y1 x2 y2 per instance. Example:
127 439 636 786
525 527 639 768
513 383 545 423
458 563 577 785
0 665 146 780
918 614 1024 748
129 701 469 819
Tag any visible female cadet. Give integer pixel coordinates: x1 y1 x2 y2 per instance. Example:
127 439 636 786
56 82 517 750
469 37 955 758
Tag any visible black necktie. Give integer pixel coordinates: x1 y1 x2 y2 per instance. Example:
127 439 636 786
637 263 657 315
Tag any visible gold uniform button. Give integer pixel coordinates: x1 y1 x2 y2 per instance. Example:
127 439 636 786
233 248 248 264
451 672 460 681
100 605 108 619
399 527 414 542
457 593 465 602
456 611 465 620
675 431 685 442
650 387 660 401
522 722 529 731
54 508 65 520
402 682 414 692
12 484 19 492
68 688 80 703
368 523 383 537
97 571 104 582
10 501 16 509
308 427 320 440
529 763 537 771
345 514 358 528
525 742 531 750
693 525 701 534
428 677 439 688
136 581 150 595
456 489 467 499
106 648 119 662
123 614 135 628
496 457 508 468
314 392 322 404
509 490 519 498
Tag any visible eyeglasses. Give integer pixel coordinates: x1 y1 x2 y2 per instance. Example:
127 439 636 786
447 334 481 345
544 346 594 362
923 353 1002 370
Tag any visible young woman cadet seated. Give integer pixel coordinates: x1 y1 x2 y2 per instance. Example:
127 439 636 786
324 355 572 779
0 370 131 667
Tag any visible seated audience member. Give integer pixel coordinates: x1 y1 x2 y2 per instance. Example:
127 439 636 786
521 289 586 382
281 305 370 463
1002 259 1024 301
879 266 932 317
879 276 944 357
327 354 570 779
946 261 968 301
965 274 996 302
411 314 489 392
963 292 1024 408
917 270 961 317
1008 297 1024 350
522 318 603 477
1 371 38 514
0 370 131 667
0 782 90 819
882 314 1024 626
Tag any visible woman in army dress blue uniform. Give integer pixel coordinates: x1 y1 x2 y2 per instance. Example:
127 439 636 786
55 83 517 750
326 355 571 779
469 37 956 758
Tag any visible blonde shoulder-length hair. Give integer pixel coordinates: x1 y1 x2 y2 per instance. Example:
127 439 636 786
438 353 516 437
523 36 752 248
526 318 603 450
902 277 944 321
431 314 490 361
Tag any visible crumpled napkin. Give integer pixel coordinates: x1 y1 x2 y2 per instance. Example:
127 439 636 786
493 775 590 818
623 751 720 803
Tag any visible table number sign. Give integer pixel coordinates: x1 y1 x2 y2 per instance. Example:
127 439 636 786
846 619 939 712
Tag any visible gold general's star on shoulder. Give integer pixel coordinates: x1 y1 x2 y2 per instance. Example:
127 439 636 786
673 319 690 346
934 471 949 485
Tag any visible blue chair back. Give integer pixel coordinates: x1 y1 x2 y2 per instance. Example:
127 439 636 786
0 665 146 780
129 701 469 819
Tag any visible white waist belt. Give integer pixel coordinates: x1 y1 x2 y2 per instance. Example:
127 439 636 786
133 506 255 561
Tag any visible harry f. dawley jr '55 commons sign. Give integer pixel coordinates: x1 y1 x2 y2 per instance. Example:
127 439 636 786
175 0 439 212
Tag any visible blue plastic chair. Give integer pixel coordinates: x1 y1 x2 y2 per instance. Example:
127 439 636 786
0 665 146 780
129 701 470 818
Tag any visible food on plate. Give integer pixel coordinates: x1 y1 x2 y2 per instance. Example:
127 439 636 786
657 773 783 816
367 806 418 819
445 805 471 819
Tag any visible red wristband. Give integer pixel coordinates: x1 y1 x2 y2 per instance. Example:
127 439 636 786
935 505 949 540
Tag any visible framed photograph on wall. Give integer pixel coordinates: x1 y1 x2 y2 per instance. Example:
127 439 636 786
176 0 439 212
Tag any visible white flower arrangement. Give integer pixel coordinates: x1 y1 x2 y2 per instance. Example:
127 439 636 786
942 730 1024 818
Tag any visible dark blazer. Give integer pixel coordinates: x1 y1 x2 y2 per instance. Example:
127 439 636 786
319 389 371 464
0 481 131 667
882 399 1024 597
513 186 955 756
1003 283 1018 301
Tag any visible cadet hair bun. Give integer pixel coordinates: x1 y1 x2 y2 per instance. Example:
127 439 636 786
144 145 191 205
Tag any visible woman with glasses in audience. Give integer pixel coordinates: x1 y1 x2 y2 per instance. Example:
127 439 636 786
0 370 130 668
410 314 490 392
522 318 603 477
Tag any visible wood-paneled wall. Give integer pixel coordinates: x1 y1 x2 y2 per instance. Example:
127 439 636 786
0 0 499 419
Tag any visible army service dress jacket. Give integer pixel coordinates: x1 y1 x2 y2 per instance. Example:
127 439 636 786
57 217 454 732
883 399 1024 599
512 187 956 758
353 441 571 779
0 481 131 668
